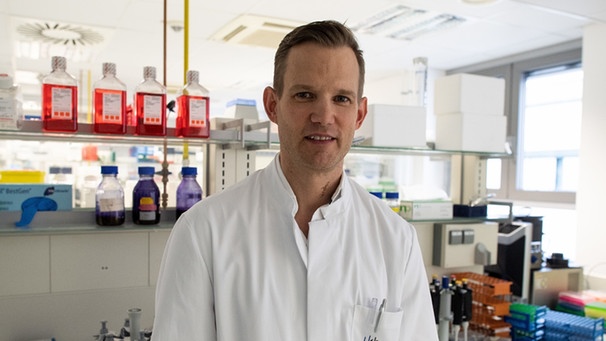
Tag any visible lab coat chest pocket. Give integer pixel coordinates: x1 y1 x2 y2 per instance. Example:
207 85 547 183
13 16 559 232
352 304 403 341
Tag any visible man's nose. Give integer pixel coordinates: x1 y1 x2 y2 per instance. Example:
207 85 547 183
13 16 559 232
310 97 335 125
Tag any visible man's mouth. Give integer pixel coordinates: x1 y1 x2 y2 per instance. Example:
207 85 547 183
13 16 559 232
306 135 335 141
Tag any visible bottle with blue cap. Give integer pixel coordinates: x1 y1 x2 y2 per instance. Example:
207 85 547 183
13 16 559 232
176 166 203 220
95 165 125 226
132 166 160 225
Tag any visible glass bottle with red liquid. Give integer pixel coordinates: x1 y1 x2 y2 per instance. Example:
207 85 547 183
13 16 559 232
176 70 210 138
41 56 78 132
134 66 166 136
93 62 127 134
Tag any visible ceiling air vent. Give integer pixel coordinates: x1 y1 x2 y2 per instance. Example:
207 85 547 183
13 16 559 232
16 21 104 46
211 15 302 49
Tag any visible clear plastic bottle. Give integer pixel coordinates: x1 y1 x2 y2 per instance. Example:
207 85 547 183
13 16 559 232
132 166 160 225
176 166 203 220
385 191 401 213
42 56 78 132
134 66 166 136
95 165 125 226
93 62 127 134
0 73 23 130
176 70 210 138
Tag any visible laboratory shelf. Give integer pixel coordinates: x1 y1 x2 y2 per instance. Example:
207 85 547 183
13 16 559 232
0 209 175 235
1 120 512 157
0 119 278 149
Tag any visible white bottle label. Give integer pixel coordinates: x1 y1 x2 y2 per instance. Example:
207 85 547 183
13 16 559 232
102 92 122 122
0 95 18 130
99 197 124 212
143 95 162 125
51 87 73 120
189 97 207 127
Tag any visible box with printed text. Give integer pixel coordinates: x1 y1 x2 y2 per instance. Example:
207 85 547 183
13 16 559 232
400 200 453 221
0 184 72 212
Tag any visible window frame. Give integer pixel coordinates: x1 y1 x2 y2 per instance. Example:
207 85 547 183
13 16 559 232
447 41 582 204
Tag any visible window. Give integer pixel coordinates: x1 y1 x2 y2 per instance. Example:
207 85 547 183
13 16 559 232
453 45 582 204
518 64 583 193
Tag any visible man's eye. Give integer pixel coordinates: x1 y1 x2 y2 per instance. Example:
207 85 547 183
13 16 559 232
334 95 351 103
295 92 313 99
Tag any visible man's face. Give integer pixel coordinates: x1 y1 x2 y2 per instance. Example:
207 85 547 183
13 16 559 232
264 42 367 174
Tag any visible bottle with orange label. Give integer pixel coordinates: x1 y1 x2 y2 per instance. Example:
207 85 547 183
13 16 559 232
93 62 127 134
134 66 166 136
41 56 78 132
176 70 210 138
132 166 160 225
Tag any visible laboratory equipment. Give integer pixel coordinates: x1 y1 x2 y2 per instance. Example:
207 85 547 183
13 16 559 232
95 165 125 226
134 66 166 136
93 62 127 134
176 70 210 138
41 56 78 132
176 166 202 219
132 166 160 224
0 73 23 130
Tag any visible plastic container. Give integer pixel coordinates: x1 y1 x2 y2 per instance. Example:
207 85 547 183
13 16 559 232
134 66 166 136
0 73 23 130
132 166 160 225
176 166 203 220
385 191 400 213
0 170 45 183
41 56 78 132
95 165 125 226
176 70 210 138
93 62 127 134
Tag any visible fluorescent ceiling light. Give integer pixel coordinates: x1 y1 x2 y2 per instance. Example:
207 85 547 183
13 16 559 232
351 5 466 40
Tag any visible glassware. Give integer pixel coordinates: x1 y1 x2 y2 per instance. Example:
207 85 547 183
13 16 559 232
42 56 78 132
176 70 210 138
93 62 127 134
134 66 166 136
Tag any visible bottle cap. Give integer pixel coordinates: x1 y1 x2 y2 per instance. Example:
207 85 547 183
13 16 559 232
49 166 61 175
385 191 399 199
51 56 67 71
102 62 117 76
186 70 199 83
143 66 156 79
61 167 72 174
181 166 197 176
101 165 119 174
138 166 155 175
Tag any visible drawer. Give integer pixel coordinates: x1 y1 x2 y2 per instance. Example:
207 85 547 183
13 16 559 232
0 235 50 296
50 232 148 292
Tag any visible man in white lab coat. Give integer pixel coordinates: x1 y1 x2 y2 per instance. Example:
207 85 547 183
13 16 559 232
153 20 438 340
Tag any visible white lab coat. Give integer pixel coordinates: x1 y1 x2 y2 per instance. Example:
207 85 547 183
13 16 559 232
153 155 438 340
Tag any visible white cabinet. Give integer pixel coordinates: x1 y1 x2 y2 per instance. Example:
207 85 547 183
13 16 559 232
0 235 50 296
149 229 171 286
50 232 148 292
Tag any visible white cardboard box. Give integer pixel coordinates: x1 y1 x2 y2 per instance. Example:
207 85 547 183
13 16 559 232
435 112 507 152
400 200 453 220
434 73 505 116
355 104 426 148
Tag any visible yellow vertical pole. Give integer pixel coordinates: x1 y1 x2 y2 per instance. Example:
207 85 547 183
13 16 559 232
182 0 190 166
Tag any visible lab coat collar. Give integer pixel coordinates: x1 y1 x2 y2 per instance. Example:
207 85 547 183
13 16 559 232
269 153 351 219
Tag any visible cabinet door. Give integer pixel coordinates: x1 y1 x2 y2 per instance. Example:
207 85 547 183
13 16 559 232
149 229 171 286
0 235 50 296
50 232 148 292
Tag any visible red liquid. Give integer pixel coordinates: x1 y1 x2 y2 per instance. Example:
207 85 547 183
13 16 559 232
135 92 166 136
42 83 78 132
176 95 210 138
94 89 127 134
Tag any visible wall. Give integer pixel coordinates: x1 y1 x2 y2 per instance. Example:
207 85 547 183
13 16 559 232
576 23 606 286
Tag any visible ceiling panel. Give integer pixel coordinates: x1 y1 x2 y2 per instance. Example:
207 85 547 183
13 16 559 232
0 0 600 113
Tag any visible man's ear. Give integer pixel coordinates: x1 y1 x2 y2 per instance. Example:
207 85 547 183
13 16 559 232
263 86 278 124
355 97 368 129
